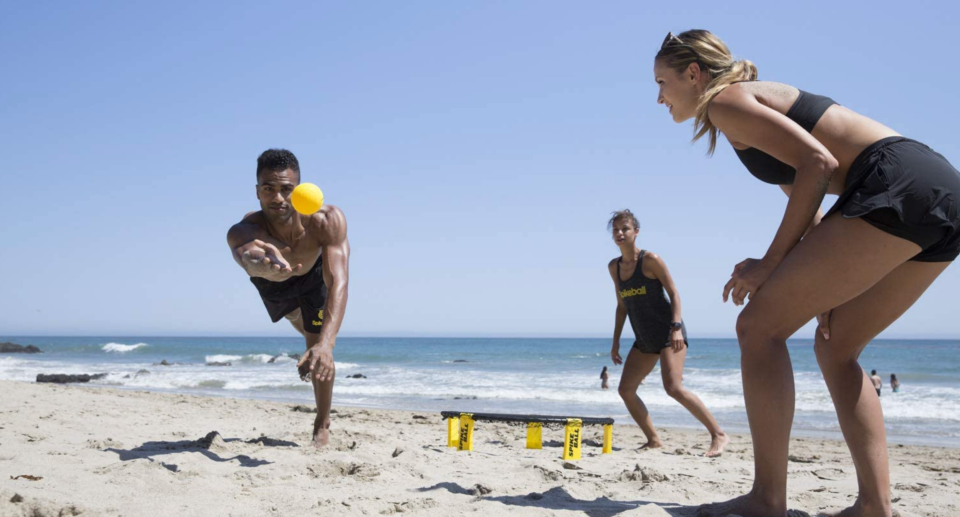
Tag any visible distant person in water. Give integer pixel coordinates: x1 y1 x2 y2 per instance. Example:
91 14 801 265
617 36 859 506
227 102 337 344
890 374 900 393
601 366 610 390
607 209 728 457
871 370 883 397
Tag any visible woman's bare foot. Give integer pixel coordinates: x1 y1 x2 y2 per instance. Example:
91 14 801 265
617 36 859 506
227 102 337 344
818 499 894 517
705 432 729 457
312 416 330 448
697 492 787 517
639 439 663 451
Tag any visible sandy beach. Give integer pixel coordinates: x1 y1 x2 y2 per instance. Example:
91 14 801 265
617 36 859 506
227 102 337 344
1 380 958 517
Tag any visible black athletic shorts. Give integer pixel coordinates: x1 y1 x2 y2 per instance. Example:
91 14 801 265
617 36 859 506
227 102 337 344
632 323 688 355
826 137 960 262
250 255 326 334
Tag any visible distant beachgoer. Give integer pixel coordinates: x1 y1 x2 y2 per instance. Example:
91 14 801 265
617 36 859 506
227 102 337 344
654 29 960 517
871 370 883 397
607 209 728 457
890 373 900 393
601 366 610 390
227 149 350 448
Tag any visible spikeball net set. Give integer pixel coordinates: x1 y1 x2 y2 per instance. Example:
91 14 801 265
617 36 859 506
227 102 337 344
440 411 615 460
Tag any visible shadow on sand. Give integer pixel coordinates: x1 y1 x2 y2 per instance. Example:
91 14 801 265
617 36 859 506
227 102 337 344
418 483 701 517
105 431 299 470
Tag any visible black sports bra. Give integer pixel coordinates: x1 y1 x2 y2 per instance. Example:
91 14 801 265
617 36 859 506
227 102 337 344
733 90 838 185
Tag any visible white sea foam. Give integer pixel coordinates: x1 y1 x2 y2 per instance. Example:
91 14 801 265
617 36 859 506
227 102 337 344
5 338 960 447
102 343 147 353
43 364 958 424
204 355 243 363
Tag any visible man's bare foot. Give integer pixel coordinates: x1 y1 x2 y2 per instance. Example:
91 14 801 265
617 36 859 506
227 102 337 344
312 416 330 448
697 493 787 517
818 499 895 517
639 439 663 451
705 432 729 457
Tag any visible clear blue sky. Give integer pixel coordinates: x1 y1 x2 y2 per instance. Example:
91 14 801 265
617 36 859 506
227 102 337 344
2 1 958 338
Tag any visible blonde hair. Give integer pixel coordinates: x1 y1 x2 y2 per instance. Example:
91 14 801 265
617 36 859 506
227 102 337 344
656 30 758 155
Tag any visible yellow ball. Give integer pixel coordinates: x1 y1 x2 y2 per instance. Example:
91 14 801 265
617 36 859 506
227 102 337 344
291 183 324 215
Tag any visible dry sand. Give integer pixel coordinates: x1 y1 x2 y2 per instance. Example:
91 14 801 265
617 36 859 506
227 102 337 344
1 380 958 516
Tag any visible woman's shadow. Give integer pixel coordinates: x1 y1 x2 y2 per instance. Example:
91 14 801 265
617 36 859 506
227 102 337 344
418 483 700 517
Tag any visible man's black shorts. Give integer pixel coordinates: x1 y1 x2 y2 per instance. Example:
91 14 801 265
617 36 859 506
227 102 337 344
250 255 326 334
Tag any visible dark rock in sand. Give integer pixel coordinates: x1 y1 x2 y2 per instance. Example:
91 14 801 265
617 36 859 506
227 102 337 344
469 483 493 496
196 431 224 450
347 374 367 379
36 373 107 384
206 362 232 367
10 494 23 503
291 405 317 413
0 342 42 354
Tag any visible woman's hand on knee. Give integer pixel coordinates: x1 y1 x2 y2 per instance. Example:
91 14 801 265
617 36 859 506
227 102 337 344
817 309 832 340
723 257 776 306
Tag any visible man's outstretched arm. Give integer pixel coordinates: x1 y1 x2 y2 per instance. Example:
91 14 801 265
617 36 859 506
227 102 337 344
298 206 349 382
226 223 303 281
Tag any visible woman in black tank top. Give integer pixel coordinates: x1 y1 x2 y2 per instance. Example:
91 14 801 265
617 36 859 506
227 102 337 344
654 30 960 517
607 210 728 457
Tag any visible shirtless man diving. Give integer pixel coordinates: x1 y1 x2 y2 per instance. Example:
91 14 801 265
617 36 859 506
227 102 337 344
227 148 349 447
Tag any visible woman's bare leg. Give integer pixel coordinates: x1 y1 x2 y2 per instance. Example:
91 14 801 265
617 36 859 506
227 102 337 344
659 345 728 456
698 216 922 517
816 260 948 517
618 348 663 448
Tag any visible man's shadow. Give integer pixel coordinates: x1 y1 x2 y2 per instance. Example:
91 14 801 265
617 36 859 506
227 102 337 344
104 431 298 470
418 483 700 517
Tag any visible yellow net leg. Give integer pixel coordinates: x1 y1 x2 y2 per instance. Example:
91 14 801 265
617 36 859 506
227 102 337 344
563 418 582 460
602 424 613 454
457 413 474 451
526 422 542 449
447 417 460 447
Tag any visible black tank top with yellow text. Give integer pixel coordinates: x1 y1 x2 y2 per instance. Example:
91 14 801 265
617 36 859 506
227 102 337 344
618 250 687 350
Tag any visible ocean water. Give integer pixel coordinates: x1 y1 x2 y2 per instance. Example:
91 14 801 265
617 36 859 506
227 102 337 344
2 336 958 447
